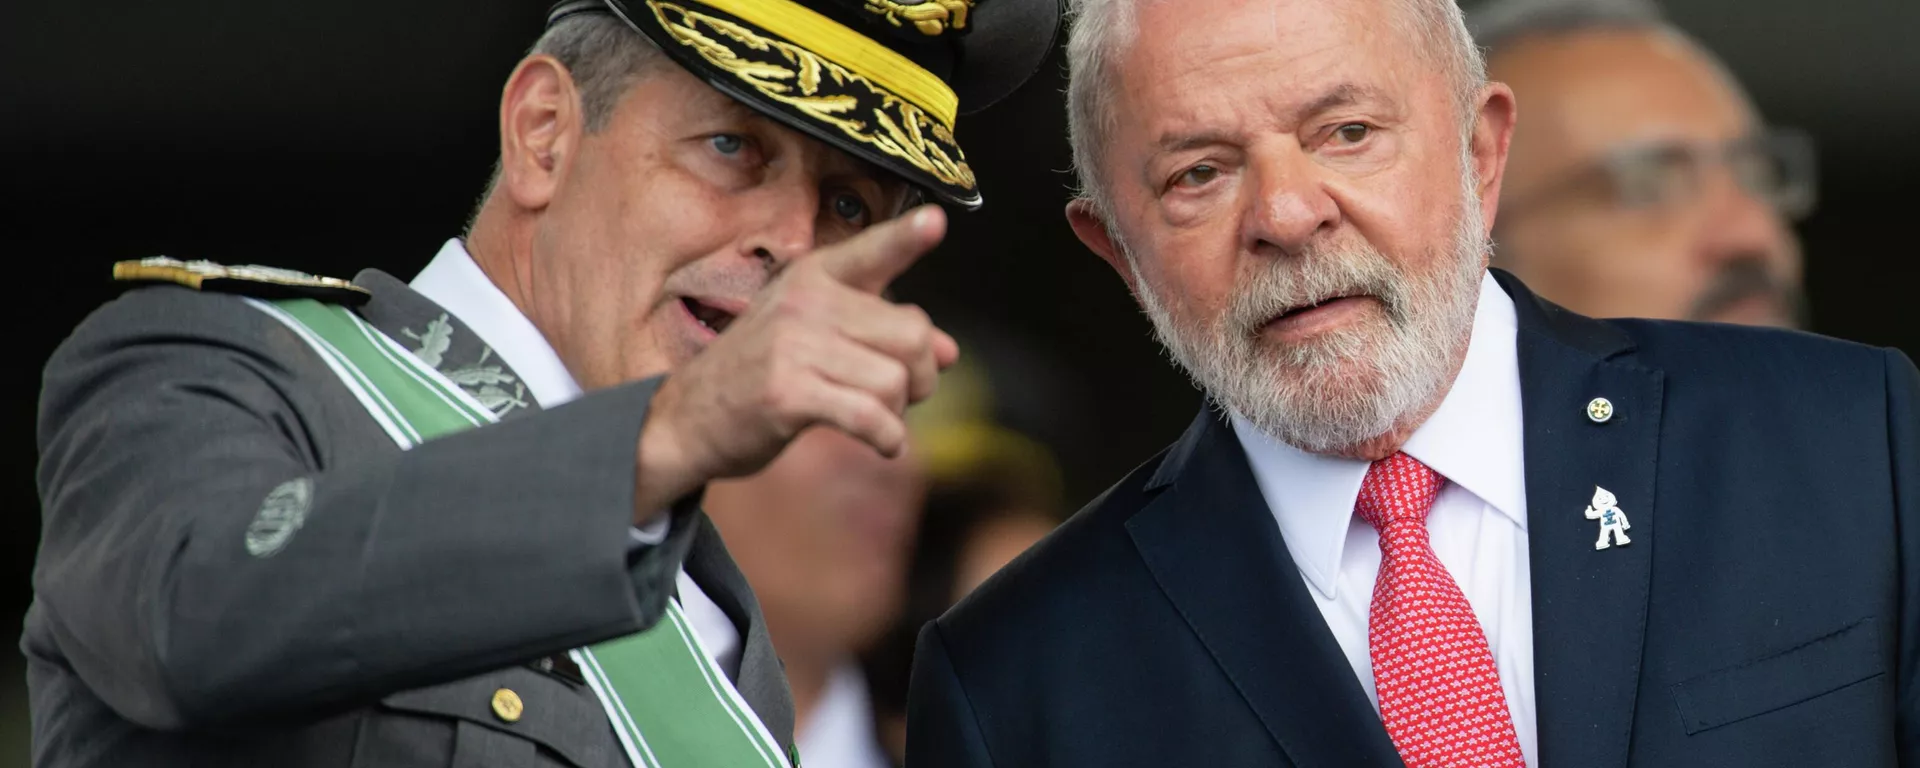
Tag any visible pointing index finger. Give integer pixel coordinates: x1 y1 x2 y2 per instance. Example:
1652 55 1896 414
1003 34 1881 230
815 205 947 294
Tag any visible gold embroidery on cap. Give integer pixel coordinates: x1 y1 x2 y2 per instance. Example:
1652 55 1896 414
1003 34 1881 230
648 0 976 192
862 0 975 36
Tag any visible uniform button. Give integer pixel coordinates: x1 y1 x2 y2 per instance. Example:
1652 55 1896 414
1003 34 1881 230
1586 397 1614 424
491 688 524 723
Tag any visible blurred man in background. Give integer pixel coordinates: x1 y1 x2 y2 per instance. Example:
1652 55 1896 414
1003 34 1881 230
708 350 1065 768
863 356 1065 763
704 429 927 768
1470 0 1815 326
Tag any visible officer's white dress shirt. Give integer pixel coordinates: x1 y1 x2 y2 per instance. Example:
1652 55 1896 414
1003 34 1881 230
1230 272 1536 766
796 662 894 768
411 238 742 676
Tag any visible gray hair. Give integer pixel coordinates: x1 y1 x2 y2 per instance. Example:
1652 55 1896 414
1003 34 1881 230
531 12 671 132
1465 0 1667 57
466 13 667 233
1064 0 1489 222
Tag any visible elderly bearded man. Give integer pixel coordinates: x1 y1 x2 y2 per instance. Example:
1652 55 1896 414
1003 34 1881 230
906 0 1920 765
26 0 1057 765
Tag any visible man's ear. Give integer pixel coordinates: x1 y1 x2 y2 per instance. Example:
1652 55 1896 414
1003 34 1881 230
497 54 585 213
1471 82 1518 236
1066 197 1141 295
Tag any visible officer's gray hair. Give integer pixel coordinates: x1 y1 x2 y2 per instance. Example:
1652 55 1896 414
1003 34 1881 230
1465 0 1667 57
531 12 672 132
466 14 668 234
1063 0 1487 223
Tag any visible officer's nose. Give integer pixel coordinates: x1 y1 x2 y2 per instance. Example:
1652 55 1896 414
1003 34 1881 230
742 178 821 268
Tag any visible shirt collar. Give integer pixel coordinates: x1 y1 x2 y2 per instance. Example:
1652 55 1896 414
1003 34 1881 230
408 239 584 409
1230 271 1526 600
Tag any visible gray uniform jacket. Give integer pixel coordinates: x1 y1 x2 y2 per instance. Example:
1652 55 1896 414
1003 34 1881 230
27 269 796 767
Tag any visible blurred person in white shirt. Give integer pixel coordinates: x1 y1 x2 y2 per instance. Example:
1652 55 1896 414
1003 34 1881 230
705 430 925 768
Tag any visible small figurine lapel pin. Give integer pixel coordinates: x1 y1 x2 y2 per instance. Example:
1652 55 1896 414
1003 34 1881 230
1583 486 1632 550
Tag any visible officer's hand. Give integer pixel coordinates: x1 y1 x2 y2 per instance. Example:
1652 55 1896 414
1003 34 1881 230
632 205 960 518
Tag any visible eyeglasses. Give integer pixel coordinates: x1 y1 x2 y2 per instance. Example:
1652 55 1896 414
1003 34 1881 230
1502 128 1819 222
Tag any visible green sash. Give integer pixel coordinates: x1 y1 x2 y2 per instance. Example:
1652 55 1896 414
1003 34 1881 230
249 297 792 768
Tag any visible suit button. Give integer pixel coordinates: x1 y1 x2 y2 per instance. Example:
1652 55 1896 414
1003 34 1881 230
1586 397 1614 423
491 688 524 723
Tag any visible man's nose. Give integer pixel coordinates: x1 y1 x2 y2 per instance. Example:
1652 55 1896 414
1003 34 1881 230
1240 149 1341 259
1695 166 1799 275
743 179 821 266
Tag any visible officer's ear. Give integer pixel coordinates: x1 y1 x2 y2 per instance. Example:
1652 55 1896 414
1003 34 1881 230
497 54 585 213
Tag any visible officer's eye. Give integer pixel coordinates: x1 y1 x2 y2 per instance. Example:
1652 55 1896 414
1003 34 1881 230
710 134 746 155
1174 164 1219 188
1333 123 1372 145
829 191 871 227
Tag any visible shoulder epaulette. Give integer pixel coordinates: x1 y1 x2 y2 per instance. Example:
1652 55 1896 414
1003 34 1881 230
113 257 372 306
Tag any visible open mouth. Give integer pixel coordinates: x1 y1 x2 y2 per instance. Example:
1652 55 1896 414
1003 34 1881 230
1276 294 1364 321
682 297 739 335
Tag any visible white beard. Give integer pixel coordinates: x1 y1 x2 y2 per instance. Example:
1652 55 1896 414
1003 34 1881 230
1129 167 1489 455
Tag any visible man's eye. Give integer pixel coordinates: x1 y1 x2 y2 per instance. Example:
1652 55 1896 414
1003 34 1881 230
1334 123 1371 144
710 134 746 155
1175 165 1219 188
830 192 870 226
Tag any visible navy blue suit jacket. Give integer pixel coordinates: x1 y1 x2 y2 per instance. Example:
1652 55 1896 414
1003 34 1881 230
908 272 1920 767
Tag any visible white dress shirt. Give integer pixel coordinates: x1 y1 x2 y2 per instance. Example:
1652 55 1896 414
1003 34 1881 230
411 238 741 676
796 662 894 768
1230 272 1536 766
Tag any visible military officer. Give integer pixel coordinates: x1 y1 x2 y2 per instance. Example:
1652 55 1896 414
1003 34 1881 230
26 0 1057 764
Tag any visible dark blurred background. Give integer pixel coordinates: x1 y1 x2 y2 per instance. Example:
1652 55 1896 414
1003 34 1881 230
3 0 1916 762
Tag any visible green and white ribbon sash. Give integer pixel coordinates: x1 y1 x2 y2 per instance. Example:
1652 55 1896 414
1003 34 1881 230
249 297 791 768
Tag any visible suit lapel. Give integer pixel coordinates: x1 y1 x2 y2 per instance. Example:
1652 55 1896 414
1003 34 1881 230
1498 270 1664 768
1126 409 1406 768
353 268 536 419
681 513 800 757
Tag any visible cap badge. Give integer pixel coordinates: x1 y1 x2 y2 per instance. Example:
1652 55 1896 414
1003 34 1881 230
645 0 976 193
862 0 975 36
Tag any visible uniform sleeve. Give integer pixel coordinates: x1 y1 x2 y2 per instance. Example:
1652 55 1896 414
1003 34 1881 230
32 288 695 731
1886 348 1920 763
907 621 998 768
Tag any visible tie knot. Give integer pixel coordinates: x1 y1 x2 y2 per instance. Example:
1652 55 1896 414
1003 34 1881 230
1354 452 1445 531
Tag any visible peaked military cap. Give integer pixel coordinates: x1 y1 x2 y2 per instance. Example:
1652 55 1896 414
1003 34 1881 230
547 0 1059 209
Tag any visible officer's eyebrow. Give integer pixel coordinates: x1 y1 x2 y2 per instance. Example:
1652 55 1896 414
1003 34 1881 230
821 151 915 217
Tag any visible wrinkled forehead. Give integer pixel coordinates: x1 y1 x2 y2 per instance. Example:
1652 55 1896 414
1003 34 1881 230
1113 0 1437 130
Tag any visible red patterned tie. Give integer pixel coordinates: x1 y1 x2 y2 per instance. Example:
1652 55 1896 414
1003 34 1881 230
1356 453 1526 767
